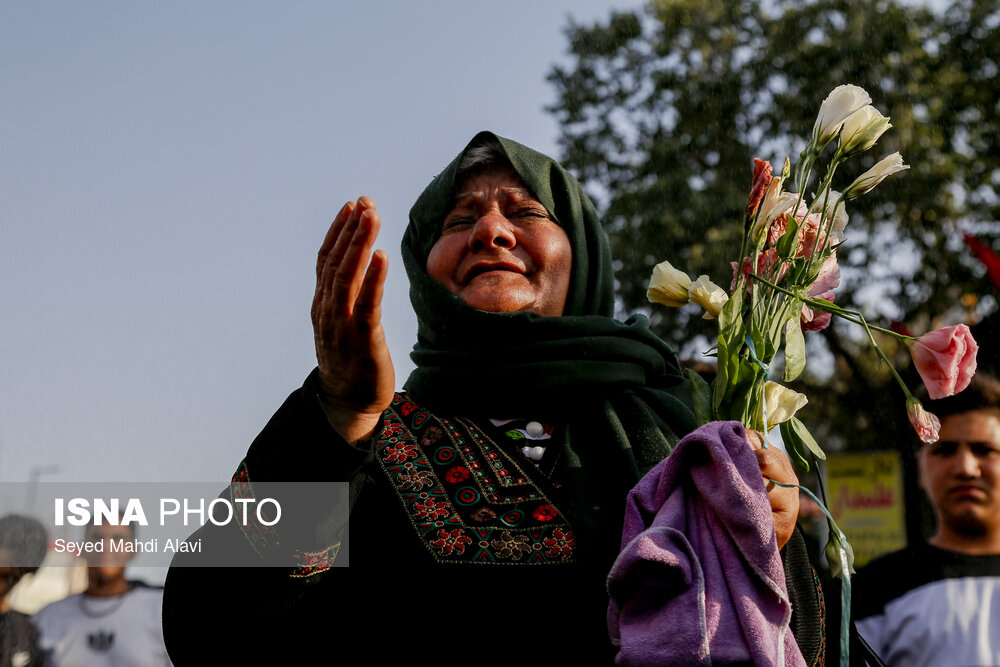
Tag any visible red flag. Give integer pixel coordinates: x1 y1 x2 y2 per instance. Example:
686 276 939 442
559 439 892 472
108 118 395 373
963 232 1000 293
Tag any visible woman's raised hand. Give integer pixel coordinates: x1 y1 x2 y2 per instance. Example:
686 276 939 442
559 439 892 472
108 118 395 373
312 197 395 444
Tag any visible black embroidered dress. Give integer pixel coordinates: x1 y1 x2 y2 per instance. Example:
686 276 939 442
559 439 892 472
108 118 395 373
162 132 823 665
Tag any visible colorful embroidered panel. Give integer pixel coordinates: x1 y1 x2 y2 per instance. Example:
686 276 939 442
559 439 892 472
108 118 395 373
374 394 577 565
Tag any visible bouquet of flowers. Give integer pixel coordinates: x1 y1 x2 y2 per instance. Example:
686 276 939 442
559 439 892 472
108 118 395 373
646 84 979 664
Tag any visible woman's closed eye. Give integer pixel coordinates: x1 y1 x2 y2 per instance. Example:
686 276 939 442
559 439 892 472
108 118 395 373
441 215 475 232
507 205 551 221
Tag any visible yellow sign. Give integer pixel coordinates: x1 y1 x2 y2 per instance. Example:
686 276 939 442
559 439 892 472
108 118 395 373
826 451 906 567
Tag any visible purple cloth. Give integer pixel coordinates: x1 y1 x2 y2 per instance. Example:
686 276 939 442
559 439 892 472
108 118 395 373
607 421 805 666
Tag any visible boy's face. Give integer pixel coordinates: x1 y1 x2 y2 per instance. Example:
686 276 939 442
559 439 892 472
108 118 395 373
919 410 1000 539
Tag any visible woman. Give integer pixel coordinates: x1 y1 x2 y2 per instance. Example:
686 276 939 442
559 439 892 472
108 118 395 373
162 132 814 664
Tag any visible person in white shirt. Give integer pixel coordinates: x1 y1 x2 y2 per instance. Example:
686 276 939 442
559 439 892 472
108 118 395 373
33 521 170 667
854 374 1000 667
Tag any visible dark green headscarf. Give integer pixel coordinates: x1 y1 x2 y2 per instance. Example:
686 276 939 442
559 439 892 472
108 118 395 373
401 132 696 559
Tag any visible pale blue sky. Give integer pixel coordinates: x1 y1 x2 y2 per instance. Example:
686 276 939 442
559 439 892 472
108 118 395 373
1 1 641 485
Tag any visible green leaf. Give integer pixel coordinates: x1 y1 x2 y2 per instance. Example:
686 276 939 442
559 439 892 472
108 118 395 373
776 215 800 259
713 335 731 412
801 257 821 284
780 417 826 473
780 419 812 473
784 308 805 381
685 368 713 425
788 417 826 461
721 349 748 420
718 282 744 340
750 330 767 367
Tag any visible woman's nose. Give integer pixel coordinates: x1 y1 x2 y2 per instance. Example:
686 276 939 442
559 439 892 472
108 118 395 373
468 212 516 252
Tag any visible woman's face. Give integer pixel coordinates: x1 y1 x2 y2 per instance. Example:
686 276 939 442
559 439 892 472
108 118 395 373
426 166 572 316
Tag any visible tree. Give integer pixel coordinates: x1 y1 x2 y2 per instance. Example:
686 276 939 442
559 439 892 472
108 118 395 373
549 0 1000 458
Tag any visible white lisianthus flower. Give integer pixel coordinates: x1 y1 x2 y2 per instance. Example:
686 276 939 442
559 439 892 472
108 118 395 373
751 176 782 243
647 260 692 307
812 84 872 148
763 381 808 427
752 179 798 244
844 152 909 199
839 105 892 154
688 275 729 319
820 189 848 244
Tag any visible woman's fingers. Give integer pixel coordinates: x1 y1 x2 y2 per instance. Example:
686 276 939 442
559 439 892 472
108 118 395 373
327 197 373 279
746 430 799 550
331 204 380 320
313 201 356 326
317 201 355 281
313 198 379 323
355 249 389 332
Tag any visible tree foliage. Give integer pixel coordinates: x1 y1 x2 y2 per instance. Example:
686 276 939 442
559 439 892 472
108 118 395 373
549 0 1000 454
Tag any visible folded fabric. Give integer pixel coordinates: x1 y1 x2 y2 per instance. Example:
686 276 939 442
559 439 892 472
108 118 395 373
607 421 805 666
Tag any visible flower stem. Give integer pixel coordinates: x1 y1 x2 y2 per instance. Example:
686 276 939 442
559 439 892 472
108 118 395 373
746 273 917 341
855 311 915 400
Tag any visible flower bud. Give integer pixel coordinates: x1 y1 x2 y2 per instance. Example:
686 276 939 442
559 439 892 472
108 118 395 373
825 529 856 579
906 397 941 444
746 158 774 222
839 105 892 154
647 260 692 307
688 275 729 319
844 153 909 199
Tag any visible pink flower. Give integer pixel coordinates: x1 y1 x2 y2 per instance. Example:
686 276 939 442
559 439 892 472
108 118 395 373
801 299 833 332
760 249 789 282
911 324 979 399
730 260 745 291
731 249 788 291
809 252 841 296
801 253 840 332
766 214 787 247
746 158 773 221
764 200 809 250
906 398 941 444
796 213 827 258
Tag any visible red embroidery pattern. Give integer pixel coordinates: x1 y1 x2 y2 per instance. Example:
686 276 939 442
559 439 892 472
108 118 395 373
532 504 559 522
383 442 418 463
372 394 577 565
290 543 341 578
445 466 471 483
231 460 281 561
542 527 576 561
428 528 473 556
413 498 451 521
230 460 342 576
